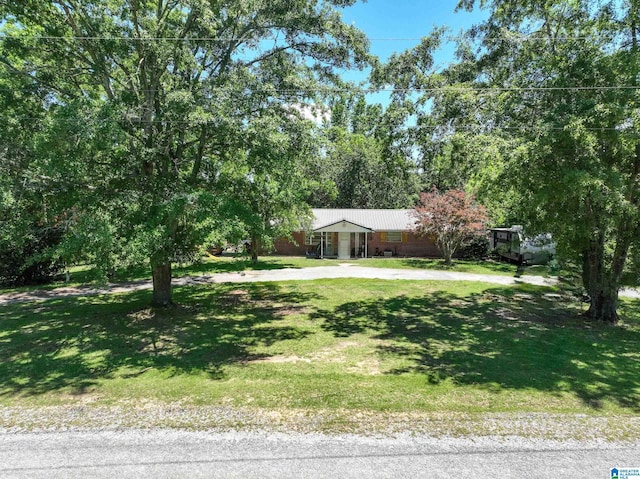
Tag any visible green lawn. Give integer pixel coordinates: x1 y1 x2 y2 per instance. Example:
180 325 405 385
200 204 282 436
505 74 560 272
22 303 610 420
351 256 555 276
188 255 553 277
2 278 638 425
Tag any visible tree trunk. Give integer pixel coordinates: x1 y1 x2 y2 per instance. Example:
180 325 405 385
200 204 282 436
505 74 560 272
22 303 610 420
581 239 619 323
151 262 173 307
250 235 259 263
440 242 453 265
583 288 619 323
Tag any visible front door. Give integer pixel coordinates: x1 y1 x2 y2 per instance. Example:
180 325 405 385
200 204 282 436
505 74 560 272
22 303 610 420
338 232 350 259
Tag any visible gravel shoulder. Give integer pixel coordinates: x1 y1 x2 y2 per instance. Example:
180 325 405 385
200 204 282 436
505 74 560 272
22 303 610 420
1 405 639 442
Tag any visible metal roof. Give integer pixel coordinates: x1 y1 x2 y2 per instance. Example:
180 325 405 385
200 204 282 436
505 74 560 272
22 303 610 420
311 209 415 232
489 225 524 232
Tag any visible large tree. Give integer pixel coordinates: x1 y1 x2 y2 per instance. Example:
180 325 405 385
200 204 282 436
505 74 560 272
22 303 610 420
0 0 370 305
226 112 316 262
308 93 420 209
379 1 640 322
372 28 520 225
450 0 640 322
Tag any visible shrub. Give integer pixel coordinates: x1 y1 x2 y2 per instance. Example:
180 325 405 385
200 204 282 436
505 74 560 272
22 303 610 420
456 235 490 260
0 226 64 286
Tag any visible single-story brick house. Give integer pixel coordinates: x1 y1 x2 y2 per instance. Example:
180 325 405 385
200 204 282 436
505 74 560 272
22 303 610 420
273 209 440 259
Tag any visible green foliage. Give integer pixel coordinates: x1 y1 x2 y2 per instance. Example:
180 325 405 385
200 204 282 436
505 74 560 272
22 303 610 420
311 93 420 208
332 133 397 208
456 235 490 260
372 29 521 222
0 223 64 286
464 0 640 321
378 0 640 320
0 0 372 300
221 113 316 260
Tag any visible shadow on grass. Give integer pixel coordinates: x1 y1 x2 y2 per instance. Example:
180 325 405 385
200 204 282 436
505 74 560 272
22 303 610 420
311 286 640 411
0 283 319 396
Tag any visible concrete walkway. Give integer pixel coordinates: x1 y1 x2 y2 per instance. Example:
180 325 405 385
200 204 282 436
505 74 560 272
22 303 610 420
1 263 639 305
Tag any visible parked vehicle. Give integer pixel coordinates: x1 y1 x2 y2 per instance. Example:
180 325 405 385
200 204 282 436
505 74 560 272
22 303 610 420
489 225 556 265
206 245 224 256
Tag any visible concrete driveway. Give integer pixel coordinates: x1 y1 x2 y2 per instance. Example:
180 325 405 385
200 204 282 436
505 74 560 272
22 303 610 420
1 263 638 305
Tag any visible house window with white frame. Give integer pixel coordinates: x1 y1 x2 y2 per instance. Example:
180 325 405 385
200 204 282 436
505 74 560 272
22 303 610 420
306 232 333 250
305 232 319 245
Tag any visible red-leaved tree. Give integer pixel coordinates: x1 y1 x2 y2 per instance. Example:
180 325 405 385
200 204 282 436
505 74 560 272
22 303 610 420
413 189 488 265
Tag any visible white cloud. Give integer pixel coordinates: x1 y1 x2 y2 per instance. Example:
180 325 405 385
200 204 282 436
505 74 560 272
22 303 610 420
288 103 331 124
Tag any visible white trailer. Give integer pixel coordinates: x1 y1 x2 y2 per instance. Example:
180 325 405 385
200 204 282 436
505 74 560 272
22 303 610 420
489 225 556 265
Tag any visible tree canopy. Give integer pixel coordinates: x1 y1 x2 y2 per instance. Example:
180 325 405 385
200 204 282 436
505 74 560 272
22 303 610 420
454 0 640 321
0 0 371 304
2 0 639 322
304 92 420 209
373 0 640 321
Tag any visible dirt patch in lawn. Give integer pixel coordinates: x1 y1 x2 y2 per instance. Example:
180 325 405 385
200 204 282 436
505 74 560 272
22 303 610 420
249 355 311 364
247 341 381 375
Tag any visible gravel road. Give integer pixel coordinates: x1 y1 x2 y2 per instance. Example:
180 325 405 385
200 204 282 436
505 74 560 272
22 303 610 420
1 429 638 479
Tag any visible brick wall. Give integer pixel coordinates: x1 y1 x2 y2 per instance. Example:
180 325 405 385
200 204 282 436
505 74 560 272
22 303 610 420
368 232 440 258
273 231 440 258
273 232 308 255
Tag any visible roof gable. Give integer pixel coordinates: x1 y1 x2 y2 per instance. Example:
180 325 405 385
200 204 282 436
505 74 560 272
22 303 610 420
314 219 373 233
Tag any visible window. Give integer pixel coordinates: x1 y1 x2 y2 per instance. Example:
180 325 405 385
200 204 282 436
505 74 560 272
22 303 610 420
386 231 402 242
494 231 511 244
305 232 317 245
306 232 333 249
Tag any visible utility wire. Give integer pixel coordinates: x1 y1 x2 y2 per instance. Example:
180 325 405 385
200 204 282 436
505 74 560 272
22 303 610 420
0 85 638 93
0 34 626 42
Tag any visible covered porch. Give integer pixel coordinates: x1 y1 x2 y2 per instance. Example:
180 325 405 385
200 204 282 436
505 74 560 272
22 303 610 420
314 220 372 259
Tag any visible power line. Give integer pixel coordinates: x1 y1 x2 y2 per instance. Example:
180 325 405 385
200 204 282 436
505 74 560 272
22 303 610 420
0 85 638 94
0 34 626 42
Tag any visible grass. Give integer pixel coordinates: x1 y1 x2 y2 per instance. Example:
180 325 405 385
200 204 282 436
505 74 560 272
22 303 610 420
359 257 554 276
170 255 552 278
0 255 308 294
1 278 639 425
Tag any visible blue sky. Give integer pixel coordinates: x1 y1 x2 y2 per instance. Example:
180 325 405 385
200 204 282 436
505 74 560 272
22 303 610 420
341 1 488 62
336 1 489 104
